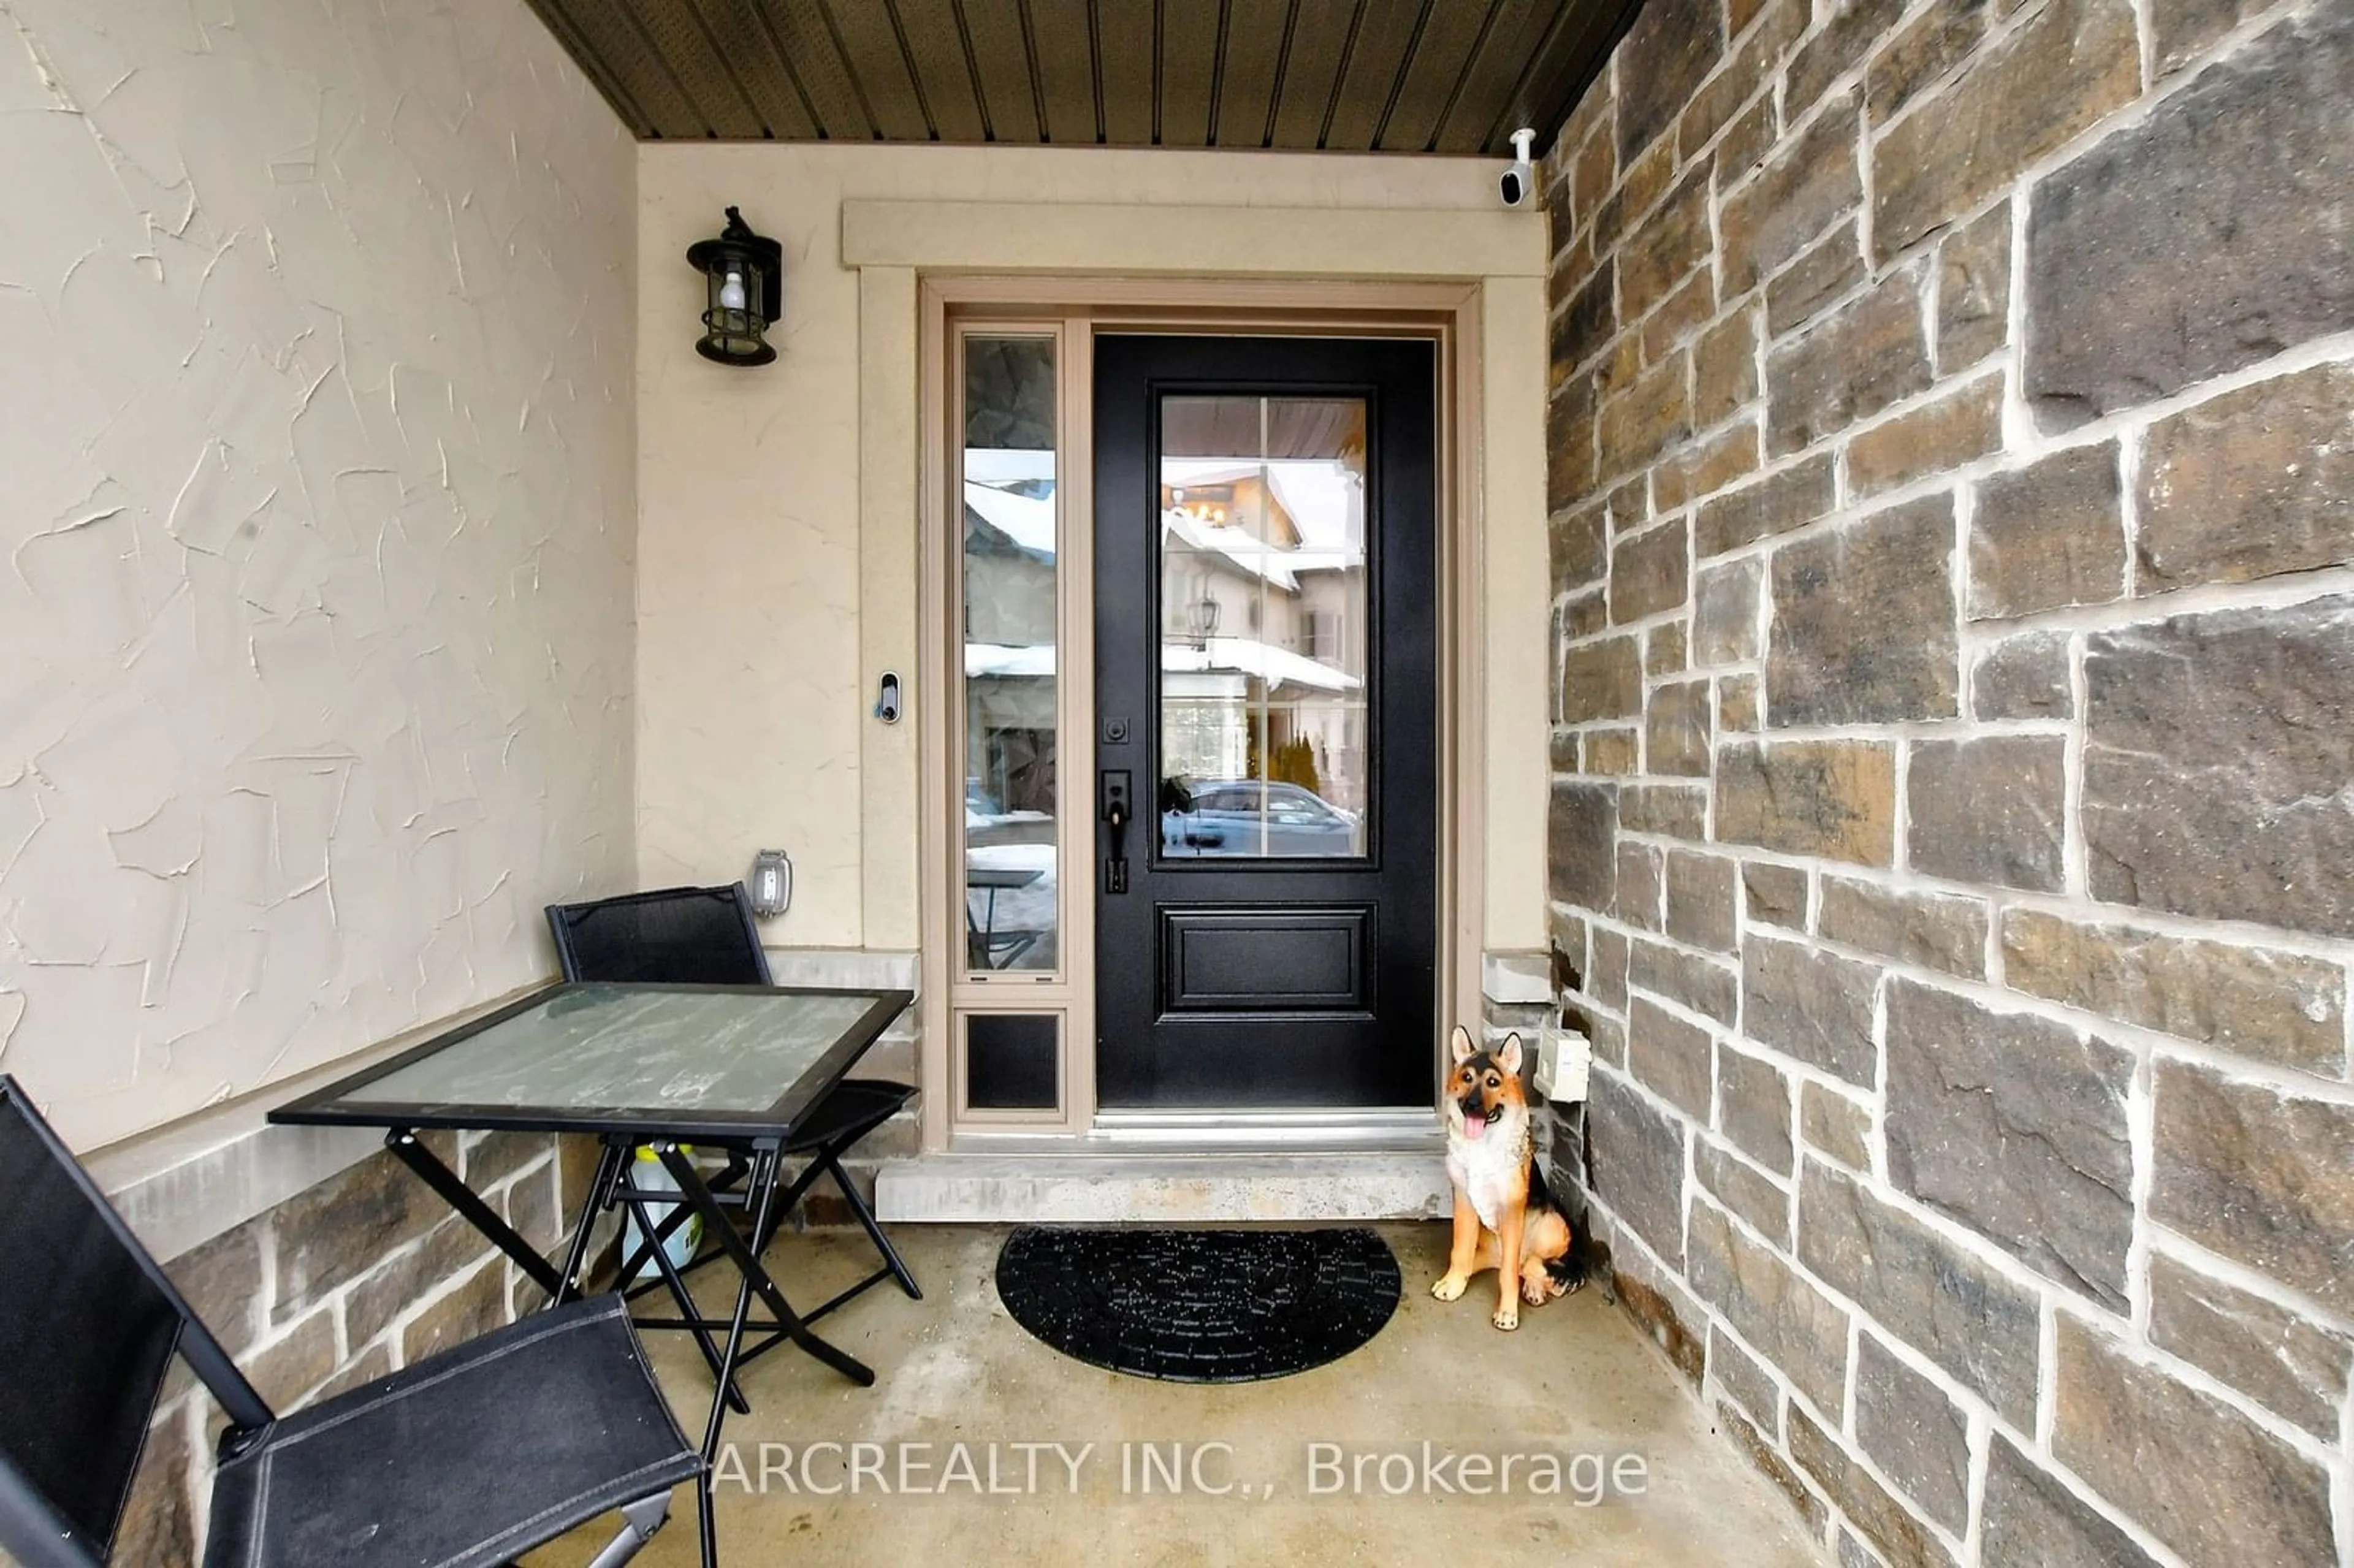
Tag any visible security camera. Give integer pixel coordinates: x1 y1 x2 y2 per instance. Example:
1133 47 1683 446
1499 127 1537 208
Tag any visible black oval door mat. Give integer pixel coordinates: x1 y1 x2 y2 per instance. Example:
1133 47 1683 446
994 1225 1401 1383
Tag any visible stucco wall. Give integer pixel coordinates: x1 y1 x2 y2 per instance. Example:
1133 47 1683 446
636 143 1531 953
0 0 639 1149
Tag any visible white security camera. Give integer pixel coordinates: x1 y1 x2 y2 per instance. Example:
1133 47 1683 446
1499 127 1537 208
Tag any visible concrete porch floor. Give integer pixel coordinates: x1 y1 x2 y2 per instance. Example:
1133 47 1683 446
533 1224 1824 1568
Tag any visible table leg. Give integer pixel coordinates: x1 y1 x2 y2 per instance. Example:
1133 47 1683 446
386 1131 565 1299
613 1160 752 1416
550 1138 625 1304
655 1143 877 1388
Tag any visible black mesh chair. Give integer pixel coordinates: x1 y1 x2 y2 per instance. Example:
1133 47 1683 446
0 1075 701 1568
546 883 921 1303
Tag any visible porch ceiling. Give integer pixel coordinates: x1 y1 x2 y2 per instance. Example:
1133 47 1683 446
522 0 1640 155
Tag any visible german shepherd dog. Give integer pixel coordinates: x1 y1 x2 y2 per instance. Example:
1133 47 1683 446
1432 1026 1583 1329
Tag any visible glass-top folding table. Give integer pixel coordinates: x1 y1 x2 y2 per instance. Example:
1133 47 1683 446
271 980 915 1567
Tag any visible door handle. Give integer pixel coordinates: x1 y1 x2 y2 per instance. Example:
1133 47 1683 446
1100 771 1132 894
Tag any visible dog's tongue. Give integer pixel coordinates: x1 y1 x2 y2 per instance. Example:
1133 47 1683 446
1465 1111 1488 1138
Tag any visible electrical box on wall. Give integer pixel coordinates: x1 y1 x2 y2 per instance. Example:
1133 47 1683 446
1533 1028 1590 1104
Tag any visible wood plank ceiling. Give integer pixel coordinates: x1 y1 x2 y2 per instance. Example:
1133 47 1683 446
522 0 1640 156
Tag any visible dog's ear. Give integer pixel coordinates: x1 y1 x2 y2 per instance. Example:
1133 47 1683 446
1449 1025 1476 1065
1497 1032 1524 1076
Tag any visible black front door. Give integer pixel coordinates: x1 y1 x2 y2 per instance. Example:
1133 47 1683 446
1094 335 1438 1109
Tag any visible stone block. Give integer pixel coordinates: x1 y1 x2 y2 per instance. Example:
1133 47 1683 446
1631 938 1740 1025
2000 908 2345 1075
1628 996 1716 1119
1854 1333 1970 1533
1590 1070 1689 1267
1743 934 1881 1084
1623 781 1710 839
1548 782 1619 910
2153 1060 2354 1316
1687 1197 1849 1414
1971 629 2071 720
1968 443 2126 619
1612 518 1690 624
1742 861 1808 927
272 1146 459 1319
1884 978 2135 1306
1591 927 1631 1010
1694 310 1761 428
1786 9 1887 126
343 1217 493 1352
1935 200 2011 374
1696 1139 1794 1246
1905 735 2066 892
1768 497 1959 725
1800 1081 1872 1169
1722 94 1863 295
1621 171 1716 320
1786 1402 1957 1568
1665 850 1739 953
1693 557 1762 665
1585 728 1639 775
164 1215 267 1358
2150 1252 2353 1440
400 1257 511 1367
1645 620 1689 677
242 1304 340 1410
1846 373 2003 500
2052 1314 2337 1568
1560 633 1644 723
2083 596 2354 937
116 1406 196 1566
1980 1433 2160 1568
1618 840 1665 929
1647 679 1712 777
1867 0 1992 126
2137 362 2354 592
1615 0 1726 162
1718 739 1898 867
1765 220 1867 339
1654 424 1760 513
1696 453 1836 557
1598 351 1694 481
1547 373 1598 511
1717 1044 1794 1172
1708 1322 1784 1431
1797 1161 2043 1424
1873 0 2139 263
2025 6 2354 424
1719 672 1761 730
1726 1404 1830 1540
1767 265 1933 455
1819 877 1988 979
1552 266 1617 385
1550 499 1608 598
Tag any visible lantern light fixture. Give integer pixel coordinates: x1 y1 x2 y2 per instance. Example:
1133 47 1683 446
686 206 783 367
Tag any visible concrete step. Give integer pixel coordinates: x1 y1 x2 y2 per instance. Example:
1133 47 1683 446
874 1151 1452 1224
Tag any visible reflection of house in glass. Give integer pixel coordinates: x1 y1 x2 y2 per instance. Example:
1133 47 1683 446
1159 398 1369 857
962 444 1061 967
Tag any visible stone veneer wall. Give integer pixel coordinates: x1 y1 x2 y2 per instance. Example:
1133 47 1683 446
100 1133 598 1559
1540 0 2354 1564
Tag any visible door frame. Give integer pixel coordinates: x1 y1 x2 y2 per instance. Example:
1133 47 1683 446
916 279 1488 1147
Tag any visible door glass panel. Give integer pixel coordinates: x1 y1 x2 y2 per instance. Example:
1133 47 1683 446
1157 396 1368 860
962 335 1058 971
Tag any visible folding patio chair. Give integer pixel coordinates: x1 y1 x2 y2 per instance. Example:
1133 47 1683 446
545 883 922 1303
0 1075 703 1568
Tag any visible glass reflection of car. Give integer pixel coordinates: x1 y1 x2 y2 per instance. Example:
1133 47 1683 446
1162 780 1361 858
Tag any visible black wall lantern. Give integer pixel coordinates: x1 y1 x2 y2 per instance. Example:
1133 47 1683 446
686 206 783 366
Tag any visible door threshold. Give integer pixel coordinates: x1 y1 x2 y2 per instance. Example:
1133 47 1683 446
874 1146 1450 1225
1088 1106 1441 1150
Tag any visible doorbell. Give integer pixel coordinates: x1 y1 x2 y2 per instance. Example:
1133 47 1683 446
1499 127 1537 208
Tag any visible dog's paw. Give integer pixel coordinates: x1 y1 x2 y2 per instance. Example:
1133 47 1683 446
1522 1274 1559 1306
1492 1302 1521 1331
1431 1273 1468 1302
